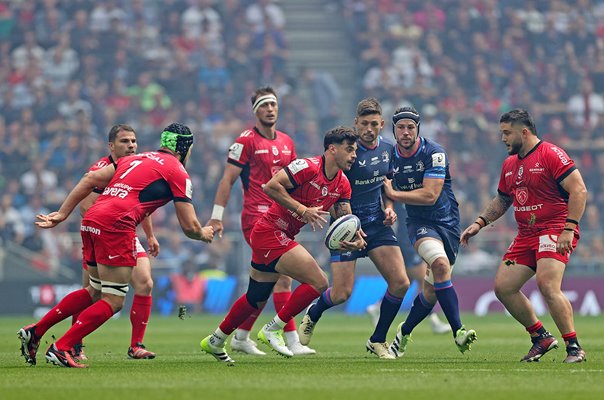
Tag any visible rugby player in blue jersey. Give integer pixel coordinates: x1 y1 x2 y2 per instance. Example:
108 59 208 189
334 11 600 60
383 106 477 356
298 98 411 359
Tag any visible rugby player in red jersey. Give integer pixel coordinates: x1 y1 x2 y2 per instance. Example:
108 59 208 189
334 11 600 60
68 124 159 361
19 123 213 368
461 109 587 363
200 126 366 362
207 86 314 355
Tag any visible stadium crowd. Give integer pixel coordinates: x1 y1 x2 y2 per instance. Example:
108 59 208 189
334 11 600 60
1 0 604 278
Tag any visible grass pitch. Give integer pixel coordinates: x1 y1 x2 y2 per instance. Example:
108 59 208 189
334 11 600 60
1 313 602 400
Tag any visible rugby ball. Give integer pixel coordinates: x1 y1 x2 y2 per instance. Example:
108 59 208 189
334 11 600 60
324 214 361 250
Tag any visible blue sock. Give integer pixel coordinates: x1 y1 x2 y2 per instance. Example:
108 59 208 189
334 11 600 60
401 292 434 335
370 291 403 343
434 280 462 335
307 288 335 323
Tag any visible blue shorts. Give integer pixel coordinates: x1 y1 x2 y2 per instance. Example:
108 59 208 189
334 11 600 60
406 219 460 265
330 220 398 262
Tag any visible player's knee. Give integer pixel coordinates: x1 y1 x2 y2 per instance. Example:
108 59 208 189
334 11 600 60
330 286 353 304
246 278 276 309
310 270 329 293
535 279 560 301
134 278 154 295
494 282 514 301
273 275 292 292
429 259 451 280
389 276 410 297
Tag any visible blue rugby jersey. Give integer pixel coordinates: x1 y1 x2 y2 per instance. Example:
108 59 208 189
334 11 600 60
391 137 460 230
345 136 394 225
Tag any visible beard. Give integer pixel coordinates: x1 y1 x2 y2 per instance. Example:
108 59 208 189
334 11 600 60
259 118 276 128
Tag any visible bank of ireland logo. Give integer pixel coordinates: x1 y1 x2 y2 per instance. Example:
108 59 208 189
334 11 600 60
516 187 528 205
322 186 328 196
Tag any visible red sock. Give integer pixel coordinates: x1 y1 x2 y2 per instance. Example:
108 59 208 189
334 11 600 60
36 289 93 337
238 302 266 331
219 294 258 335
273 291 296 332
130 294 152 347
276 284 320 325
55 299 114 351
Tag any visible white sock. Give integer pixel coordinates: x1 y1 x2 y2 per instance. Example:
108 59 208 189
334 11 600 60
266 316 286 331
284 330 299 346
234 329 250 341
210 328 228 346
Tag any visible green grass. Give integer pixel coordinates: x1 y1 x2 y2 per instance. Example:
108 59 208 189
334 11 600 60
1 313 602 400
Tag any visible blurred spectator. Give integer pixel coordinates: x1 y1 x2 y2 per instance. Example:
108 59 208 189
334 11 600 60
300 66 342 134
245 0 285 33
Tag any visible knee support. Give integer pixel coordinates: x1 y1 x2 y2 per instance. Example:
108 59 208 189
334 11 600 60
245 278 276 309
417 240 448 267
101 280 129 296
89 275 102 291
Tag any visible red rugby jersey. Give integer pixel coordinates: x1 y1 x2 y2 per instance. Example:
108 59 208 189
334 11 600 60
497 141 577 234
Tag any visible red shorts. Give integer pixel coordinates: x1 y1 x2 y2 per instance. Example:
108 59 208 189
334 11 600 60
242 211 264 247
81 221 141 267
503 230 579 270
250 222 299 270
81 236 147 270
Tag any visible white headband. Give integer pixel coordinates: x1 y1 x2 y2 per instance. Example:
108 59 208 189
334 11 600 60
252 94 278 113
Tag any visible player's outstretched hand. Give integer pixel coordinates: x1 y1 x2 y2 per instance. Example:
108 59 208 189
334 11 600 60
35 211 65 229
303 205 330 231
200 225 215 243
207 219 224 238
460 223 481 246
340 228 367 251
383 207 397 226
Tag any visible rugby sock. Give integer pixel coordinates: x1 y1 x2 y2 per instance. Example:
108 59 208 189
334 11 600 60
401 292 434 335
130 294 152 347
526 321 547 338
276 283 321 326
265 315 287 331
273 291 296 332
218 294 257 336
36 288 93 337
55 299 114 351
237 303 266 332
307 287 335 322
370 291 404 343
434 281 462 335
562 332 579 347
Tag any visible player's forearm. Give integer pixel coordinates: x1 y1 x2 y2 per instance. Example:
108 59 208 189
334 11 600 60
213 177 235 208
264 182 300 213
390 188 439 206
58 175 100 217
566 189 587 225
479 193 513 226
141 215 154 239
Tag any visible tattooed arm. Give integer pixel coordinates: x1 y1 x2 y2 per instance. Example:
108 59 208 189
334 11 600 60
331 201 352 219
460 192 513 246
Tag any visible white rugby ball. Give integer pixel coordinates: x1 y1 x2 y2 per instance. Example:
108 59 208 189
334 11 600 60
324 214 361 250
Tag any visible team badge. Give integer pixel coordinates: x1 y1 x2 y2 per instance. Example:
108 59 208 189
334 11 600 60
322 186 328 196
517 165 524 180
272 146 279 156
516 187 528 205
416 161 424 172
381 151 390 163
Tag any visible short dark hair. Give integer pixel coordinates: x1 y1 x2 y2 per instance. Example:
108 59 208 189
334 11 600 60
324 126 357 150
356 97 382 117
500 109 537 136
250 86 277 105
108 124 135 142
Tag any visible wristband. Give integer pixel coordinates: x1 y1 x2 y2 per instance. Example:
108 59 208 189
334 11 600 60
565 218 579 226
211 204 225 221
563 228 574 232
295 204 307 217
472 221 483 229
478 215 489 227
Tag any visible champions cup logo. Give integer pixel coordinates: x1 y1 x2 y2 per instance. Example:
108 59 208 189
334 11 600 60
322 186 328 196
516 187 528 205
